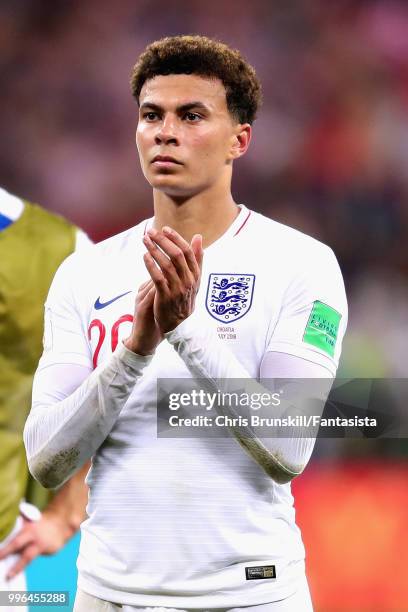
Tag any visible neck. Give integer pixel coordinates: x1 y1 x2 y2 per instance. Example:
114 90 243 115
152 184 239 248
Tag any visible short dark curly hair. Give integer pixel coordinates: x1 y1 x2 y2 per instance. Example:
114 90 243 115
130 35 262 124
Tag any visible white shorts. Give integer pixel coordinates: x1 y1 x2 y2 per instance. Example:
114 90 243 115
0 516 27 612
73 574 313 612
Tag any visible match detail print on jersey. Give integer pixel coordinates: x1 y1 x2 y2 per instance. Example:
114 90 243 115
205 273 255 323
245 565 277 580
303 300 341 357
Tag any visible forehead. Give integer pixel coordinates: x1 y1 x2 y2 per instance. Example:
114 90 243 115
139 74 228 112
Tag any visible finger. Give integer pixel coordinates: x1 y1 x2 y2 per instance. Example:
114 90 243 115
138 285 156 309
143 234 181 289
190 234 203 293
143 252 169 296
138 279 152 292
6 545 40 580
149 228 197 283
137 279 154 301
0 529 33 559
190 234 203 273
161 227 201 281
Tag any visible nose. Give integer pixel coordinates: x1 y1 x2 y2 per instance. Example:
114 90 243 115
155 115 179 145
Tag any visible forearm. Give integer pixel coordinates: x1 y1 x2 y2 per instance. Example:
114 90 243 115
42 462 90 541
24 343 152 489
165 316 331 483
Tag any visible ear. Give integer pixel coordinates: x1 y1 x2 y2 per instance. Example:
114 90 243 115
229 124 252 161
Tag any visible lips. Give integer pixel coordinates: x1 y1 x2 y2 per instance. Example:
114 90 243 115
152 155 182 164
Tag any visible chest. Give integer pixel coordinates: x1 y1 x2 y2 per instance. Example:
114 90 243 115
84 251 285 373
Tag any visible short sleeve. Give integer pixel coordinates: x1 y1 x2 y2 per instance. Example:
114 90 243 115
39 254 92 370
266 244 347 376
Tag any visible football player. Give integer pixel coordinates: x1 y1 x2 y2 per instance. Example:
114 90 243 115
24 37 347 611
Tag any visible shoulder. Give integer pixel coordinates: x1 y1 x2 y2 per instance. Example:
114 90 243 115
250 209 330 251
247 208 337 268
244 208 346 311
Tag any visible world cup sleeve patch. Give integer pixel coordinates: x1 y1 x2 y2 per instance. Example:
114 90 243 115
303 300 341 357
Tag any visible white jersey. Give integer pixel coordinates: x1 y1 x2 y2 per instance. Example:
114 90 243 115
32 205 347 608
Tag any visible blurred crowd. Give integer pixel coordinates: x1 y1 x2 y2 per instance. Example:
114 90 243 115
1 0 407 453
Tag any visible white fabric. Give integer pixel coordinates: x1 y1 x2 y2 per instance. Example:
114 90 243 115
25 344 153 487
0 517 28 612
165 320 334 480
75 228 93 251
260 351 333 379
25 205 346 608
0 187 24 222
74 571 313 611
259 353 332 476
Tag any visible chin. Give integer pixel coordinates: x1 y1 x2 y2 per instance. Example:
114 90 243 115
149 177 195 198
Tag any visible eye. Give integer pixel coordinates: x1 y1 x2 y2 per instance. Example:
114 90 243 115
184 112 201 122
143 112 159 121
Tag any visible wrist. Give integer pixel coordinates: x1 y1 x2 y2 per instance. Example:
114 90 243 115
165 312 197 344
123 336 156 356
160 319 184 334
41 509 75 545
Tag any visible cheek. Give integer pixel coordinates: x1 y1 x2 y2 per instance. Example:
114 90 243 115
194 132 230 167
192 130 224 157
136 125 149 153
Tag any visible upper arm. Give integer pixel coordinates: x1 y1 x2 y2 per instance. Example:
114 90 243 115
40 255 91 368
260 351 334 380
33 255 93 406
266 245 348 376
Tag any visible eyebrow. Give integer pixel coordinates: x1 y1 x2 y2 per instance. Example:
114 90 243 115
139 101 210 113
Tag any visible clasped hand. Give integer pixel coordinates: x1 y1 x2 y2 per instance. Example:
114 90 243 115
124 226 203 356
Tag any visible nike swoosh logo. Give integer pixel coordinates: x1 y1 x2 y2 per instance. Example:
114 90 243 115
94 291 132 310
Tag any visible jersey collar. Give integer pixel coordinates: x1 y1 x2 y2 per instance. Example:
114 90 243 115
142 204 252 250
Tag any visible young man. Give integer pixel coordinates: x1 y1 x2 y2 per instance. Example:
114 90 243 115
24 36 347 611
0 187 91 612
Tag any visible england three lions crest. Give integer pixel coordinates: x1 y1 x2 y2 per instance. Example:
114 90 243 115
205 274 255 323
